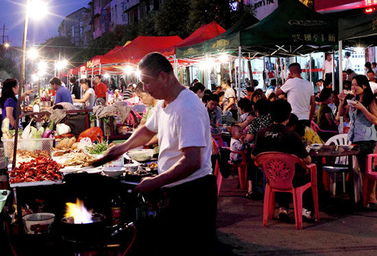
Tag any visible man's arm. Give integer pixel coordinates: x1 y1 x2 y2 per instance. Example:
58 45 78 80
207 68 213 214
224 97 235 111
135 147 201 192
92 125 156 166
275 88 284 96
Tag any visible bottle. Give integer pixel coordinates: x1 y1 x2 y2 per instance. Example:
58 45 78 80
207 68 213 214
111 195 122 226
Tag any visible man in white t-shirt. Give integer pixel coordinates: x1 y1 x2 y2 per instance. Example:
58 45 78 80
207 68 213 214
323 53 337 90
93 53 216 255
276 63 315 127
343 52 353 71
367 70 377 94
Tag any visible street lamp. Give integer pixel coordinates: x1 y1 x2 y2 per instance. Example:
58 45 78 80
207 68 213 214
20 0 48 84
3 42 10 49
13 0 48 169
27 47 39 60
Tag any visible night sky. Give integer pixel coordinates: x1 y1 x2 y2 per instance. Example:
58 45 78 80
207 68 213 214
1 0 89 47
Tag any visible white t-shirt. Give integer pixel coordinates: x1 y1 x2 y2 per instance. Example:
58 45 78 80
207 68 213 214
343 58 352 71
223 87 236 107
145 89 212 187
281 77 314 120
370 81 377 94
84 88 96 108
323 60 336 74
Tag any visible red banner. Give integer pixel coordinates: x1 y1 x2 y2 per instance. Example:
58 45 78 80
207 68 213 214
315 0 377 11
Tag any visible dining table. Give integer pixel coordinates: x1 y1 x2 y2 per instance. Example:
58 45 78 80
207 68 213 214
309 144 360 204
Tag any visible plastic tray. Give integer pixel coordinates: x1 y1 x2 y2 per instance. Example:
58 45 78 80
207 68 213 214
10 180 63 188
2 138 54 158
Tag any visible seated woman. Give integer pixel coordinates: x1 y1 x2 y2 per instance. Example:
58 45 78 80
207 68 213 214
338 75 377 207
316 88 338 141
73 79 96 109
236 98 254 133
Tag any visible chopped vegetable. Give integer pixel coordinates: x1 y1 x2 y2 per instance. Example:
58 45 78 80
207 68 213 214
87 142 109 155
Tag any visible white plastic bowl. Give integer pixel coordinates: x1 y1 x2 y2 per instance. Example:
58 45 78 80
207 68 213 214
126 149 155 162
103 167 124 177
23 212 55 235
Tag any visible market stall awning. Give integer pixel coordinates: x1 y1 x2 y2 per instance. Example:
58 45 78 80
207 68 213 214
101 36 183 65
338 11 377 46
176 21 226 48
161 21 226 56
176 13 258 58
240 0 338 56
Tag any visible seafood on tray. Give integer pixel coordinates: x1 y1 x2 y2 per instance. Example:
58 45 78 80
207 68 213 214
9 157 63 183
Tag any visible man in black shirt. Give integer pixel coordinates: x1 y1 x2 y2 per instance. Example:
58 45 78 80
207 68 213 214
252 99 313 221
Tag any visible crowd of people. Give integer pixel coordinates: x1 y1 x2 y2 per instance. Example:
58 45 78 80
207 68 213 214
186 60 377 223
2 50 377 254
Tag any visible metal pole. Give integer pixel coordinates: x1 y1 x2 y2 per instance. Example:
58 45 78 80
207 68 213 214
339 40 343 92
228 61 232 83
238 46 242 98
332 50 335 91
13 0 30 169
309 54 313 84
338 40 344 133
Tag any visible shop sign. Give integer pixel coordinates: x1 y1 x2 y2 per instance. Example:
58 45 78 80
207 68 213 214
250 0 279 20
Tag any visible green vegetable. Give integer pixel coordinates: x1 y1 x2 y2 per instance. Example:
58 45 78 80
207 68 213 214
87 142 109 155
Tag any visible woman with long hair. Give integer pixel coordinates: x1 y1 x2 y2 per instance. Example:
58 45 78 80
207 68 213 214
0 79 31 128
73 79 96 108
339 75 377 207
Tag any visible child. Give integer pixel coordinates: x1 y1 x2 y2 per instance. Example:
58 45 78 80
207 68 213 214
229 125 245 164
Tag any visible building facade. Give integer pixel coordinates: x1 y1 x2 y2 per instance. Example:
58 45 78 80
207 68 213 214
92 0 112 39
110 0 128 30
58 7 92 47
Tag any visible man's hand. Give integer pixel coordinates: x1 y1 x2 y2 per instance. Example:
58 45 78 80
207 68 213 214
135 176 161 192
91 143 127 167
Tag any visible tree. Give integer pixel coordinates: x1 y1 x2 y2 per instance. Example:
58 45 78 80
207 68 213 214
187 0 233 32
40 36 83 64
0 56 19 81
154 0 191 38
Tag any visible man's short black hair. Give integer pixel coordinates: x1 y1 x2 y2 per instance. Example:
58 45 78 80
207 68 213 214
270 99 292 123
191 83 205 93
345 52 351 57
49 77 62 86
288 63 301 74
208 93 219 103
367 70 375 75
138 52 173 77
95 75 102 79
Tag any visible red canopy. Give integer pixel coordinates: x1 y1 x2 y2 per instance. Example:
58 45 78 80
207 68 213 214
101 36 183 64
161 21 226 56
176 21 225 48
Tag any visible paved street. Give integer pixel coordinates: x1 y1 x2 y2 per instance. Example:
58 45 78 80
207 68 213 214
216 176 377 256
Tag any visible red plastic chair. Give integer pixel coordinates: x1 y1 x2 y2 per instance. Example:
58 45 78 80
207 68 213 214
212 138 223 196
223 147 248 190
255 152 320 229
364 154 377 207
